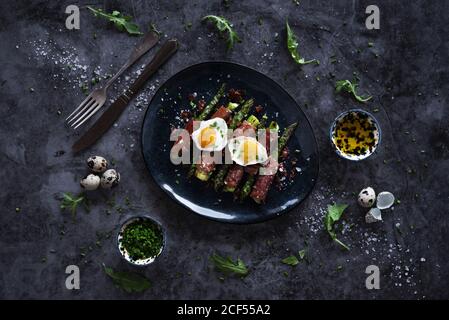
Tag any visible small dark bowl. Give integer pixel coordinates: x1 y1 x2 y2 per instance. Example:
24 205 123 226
329 109 381 161
117 215 165 267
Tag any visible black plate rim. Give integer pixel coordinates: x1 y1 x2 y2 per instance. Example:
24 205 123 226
140 60 320 224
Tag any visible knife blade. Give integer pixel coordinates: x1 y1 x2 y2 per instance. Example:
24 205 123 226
72 39 179 153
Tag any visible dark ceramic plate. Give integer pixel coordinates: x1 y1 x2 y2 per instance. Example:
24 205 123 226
141 62 319 224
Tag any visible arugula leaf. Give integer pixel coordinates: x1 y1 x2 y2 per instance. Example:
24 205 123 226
335 79 372 102
286 21 318 65
281 255 299 266
210 254 249 276
103 264 151 293
298 249 306 260
60 192 89 219
324 203 350 250
202 15 241 50
87 7 143 35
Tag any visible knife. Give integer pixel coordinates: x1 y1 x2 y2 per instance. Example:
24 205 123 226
72 39 179 153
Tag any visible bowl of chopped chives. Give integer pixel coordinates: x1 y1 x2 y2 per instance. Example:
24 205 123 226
117 216 165 266
330 109 381 161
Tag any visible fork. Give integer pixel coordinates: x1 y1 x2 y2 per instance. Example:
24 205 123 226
66 31 159 129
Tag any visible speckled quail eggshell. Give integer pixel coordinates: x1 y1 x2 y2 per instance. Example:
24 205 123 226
80 174 100 191
101 169 120 189
365 208 382 223
87 156 108 173
358 187 376 208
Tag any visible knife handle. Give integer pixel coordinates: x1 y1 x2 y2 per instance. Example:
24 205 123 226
123 39 179 102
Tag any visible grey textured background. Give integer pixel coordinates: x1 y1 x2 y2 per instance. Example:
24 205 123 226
0 0 448 299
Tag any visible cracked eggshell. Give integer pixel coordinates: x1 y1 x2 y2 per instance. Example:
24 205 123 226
377 191 395 210
80 174 100 191
87 156 108 173
101 169 120 189
358 187 376 208
365 208 382 223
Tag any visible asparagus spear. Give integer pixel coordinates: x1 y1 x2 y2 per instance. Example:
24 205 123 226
196 83 226 121
207 100 255 185
278 122 298 151
186 84 226 178
239 175 255 201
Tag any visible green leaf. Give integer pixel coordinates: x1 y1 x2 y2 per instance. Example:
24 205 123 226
103 264 151 293
281 255 299 266
87 6 143 36
202 15 241 51
335 79 372 103
286 21 318 65
60 192 88 219
298 249 306 260
210 254 249 276
324 203 350 251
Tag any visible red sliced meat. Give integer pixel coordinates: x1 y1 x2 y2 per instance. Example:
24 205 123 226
223 164 245 191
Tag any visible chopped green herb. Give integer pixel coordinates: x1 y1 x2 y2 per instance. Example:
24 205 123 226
15 207 21 213
103 264 151 293
202 15 241 51
286 21 318 65
335 79 372 103
210 254 249 276
120 220 164 260
324 203 350 251
87 7 143 35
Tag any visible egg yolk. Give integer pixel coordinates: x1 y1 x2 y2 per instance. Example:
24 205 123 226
199 127 216 148
243 140 258 164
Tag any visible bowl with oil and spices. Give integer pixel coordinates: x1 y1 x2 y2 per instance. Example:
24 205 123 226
330 109 381 161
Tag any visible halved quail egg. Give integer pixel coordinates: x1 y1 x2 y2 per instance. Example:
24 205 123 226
358 187 376 208
101 169 120 189
377 191 395 210
80 174 100 191
365 207 382 223
87 156 108 173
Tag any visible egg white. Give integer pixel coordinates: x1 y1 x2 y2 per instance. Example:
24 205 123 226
228 136 268 166
191 118 228 152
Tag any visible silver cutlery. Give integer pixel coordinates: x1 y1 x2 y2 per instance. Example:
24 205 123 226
66 31 159 129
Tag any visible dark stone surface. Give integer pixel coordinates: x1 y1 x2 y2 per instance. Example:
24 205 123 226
0 0 448 299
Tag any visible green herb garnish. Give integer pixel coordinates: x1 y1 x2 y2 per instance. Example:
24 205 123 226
103 264 151 293
60 192 89 218
286 21 318 65
298 249 306 260
87 7 143 35
324 203 350 250
121 220 163 260
202 15 241 50
335 79 372 102
281 255 299 266
210 254 249 276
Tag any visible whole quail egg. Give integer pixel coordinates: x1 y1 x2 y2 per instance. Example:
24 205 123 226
101 169 120 189
80 174 101 191
358 187 376 208
87 156 108 173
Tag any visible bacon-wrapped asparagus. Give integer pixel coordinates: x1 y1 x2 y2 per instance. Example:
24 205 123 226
183 84 227 178
222 117 259 192
250 122 298 204
195 99 254 181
